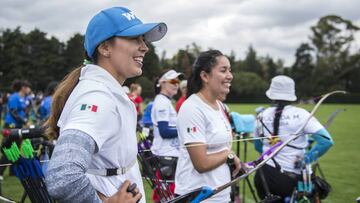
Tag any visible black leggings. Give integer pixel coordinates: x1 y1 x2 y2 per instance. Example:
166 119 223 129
254 164 298 202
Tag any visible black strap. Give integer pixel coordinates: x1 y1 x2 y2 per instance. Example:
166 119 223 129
106 168 120 176
259 117 273 137
259 117 305 150
160 93 171 100
287 144 305 150
270 158 302 181
271 157 282 171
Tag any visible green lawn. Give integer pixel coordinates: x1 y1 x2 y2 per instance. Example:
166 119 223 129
227 104 360 203
1 104 359 202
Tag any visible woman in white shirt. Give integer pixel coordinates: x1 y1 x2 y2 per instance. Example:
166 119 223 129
151 69 182 158
253 75 334 202
150 69 181 202
175 50 242 203
45 7 167 203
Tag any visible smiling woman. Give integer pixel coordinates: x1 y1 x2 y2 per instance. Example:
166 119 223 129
96 36 149 83
175 50 241 203
44 6 167 203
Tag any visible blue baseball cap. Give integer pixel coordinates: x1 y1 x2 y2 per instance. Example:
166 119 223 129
84 7 167 58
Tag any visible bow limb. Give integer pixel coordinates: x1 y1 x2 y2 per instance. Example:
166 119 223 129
214 91 346 193
169 90 345 203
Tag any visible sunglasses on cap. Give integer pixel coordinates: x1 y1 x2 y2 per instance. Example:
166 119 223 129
167 79 180 85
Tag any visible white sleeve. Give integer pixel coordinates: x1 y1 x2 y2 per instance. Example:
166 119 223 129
61 91 118 150
153 99 170 123
300 109 324 134
177 104 207 144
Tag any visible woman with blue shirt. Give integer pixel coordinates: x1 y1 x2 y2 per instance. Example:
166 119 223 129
4 80 30 128
38 81 58 123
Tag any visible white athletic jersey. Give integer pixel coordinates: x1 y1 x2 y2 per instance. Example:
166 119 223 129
57 64 145 202
175 94 232 203
254 105 323 174
151 94 180 157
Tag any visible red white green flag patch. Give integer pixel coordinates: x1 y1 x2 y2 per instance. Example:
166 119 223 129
80 104 98 112
187 127 197 133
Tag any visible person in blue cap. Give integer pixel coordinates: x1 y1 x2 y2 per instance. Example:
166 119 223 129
45 7 167 203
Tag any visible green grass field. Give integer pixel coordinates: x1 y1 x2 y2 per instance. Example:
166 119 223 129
1 104 359 202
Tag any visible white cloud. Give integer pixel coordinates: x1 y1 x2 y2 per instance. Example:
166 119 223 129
1 0 359 66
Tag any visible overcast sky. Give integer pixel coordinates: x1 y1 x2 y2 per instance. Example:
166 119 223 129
1 0 360 66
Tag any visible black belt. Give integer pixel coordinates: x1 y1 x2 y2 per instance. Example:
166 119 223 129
281 170 301 180
270 157 301 180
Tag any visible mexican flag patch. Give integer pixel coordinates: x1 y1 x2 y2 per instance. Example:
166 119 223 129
187 126 197 133
80 104 98 112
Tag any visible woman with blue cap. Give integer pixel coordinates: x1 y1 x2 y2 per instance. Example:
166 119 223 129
45 7 167 203
253 75 334 202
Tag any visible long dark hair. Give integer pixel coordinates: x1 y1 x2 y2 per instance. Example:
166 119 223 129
272 100 290 136
187 50 223 98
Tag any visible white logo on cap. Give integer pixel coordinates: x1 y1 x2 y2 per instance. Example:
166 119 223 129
122 12 136 21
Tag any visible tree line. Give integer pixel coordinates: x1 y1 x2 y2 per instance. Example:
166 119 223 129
0 15 359 102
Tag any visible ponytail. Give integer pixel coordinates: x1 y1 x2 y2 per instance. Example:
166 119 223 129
272 101 290 136
44 66 82 140
44 39 114 139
